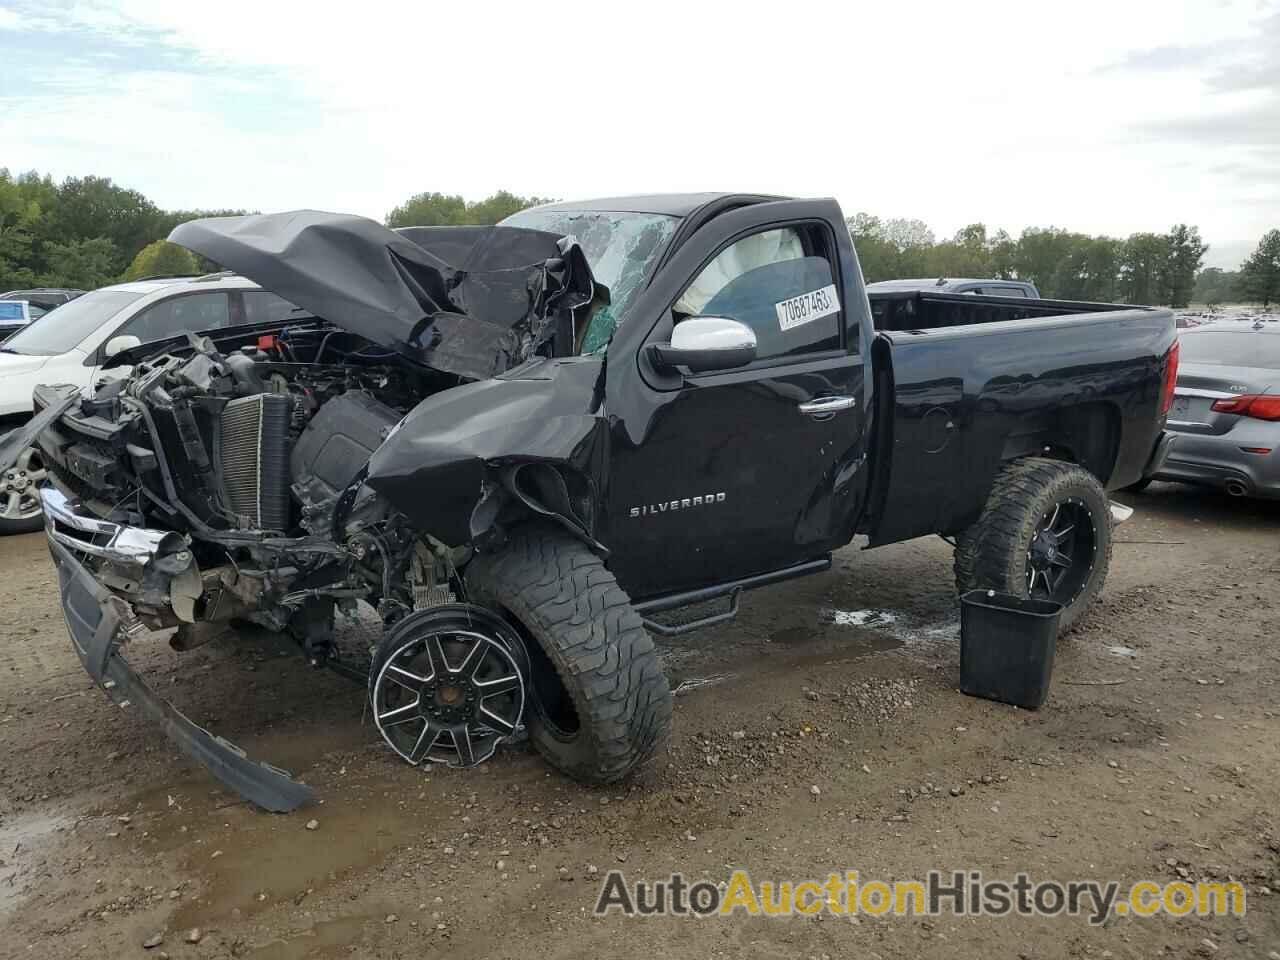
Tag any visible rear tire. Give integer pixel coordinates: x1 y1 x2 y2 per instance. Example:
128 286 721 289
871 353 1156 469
466 528 672 784
955 458 1112 633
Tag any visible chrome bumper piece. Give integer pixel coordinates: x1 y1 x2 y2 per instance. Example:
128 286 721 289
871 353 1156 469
40 485 187 566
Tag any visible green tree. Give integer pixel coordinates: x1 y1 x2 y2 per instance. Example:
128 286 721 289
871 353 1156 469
845 212 897 282
1161 224 1207 307
124 239 199 280
1045 235 1122 302
385 190 551 228
1014 227 1078 298
41 237 119 289
465 190 553 225
1192 267 1240 306
44 176 162 274
1119 232 1168 304
0 169 44 290
157 209 254 272
1240 229 1280 307
922 223 994 278
988 229 1017 280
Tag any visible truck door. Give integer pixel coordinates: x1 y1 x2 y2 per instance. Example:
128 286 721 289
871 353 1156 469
604 202 873 600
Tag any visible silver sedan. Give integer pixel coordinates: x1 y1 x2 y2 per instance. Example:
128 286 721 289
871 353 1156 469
1144 321 1280 498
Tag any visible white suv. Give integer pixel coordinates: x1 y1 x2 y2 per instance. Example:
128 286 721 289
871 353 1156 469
0 273 299 533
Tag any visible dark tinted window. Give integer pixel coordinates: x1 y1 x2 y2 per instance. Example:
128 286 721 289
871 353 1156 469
119 292 231 342
1180 331 1280 368
242 291 303 324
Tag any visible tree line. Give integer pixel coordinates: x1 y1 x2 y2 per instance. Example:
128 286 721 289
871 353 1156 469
0 169 249 290
1193 231 1280 307
0 169 548 292
847 214 1280 308
3 167 1277 307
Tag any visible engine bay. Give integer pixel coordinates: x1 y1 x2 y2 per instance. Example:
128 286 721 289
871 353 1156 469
36 322 469 658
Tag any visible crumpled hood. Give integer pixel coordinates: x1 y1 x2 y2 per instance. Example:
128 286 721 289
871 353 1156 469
169 211 601 381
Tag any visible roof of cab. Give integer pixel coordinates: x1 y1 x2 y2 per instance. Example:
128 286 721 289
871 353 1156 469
528 193 766 217
105 274 263 295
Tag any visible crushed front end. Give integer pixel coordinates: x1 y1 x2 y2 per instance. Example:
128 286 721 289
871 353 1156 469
13 212 612 810
24 329 477 810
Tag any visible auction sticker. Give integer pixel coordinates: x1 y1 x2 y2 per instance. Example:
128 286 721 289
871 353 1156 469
775 284 840 331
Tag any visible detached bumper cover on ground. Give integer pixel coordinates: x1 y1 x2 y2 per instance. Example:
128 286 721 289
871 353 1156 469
44 496 315 812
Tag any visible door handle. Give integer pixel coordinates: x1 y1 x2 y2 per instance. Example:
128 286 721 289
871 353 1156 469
797 396 857 418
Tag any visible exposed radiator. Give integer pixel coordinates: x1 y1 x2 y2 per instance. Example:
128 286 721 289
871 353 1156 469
220 393 292 529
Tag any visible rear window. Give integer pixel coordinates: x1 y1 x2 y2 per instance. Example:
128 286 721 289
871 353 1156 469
1180 331 1280 368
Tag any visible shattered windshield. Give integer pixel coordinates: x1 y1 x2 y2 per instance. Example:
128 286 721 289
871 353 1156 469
500 209 678 353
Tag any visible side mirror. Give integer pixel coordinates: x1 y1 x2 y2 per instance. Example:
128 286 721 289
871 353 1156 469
103 335 142 359
649 316 757 374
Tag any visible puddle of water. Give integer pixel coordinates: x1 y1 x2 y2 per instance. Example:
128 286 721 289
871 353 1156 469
770 618 904 654
104 745 432 932
248 911 389 960
166 788 422 930
828 609 899 627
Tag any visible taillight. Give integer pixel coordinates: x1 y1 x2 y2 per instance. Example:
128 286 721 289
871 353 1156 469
1160 340 1180 417
1211 395 1280 421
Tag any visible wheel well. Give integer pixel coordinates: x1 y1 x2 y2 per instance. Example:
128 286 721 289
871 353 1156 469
489 461 608 556
999 401 1121 484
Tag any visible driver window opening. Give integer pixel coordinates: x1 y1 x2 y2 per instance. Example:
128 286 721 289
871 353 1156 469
673 224 843 362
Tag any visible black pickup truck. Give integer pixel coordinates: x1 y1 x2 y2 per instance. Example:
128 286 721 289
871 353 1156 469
3 193 1178 811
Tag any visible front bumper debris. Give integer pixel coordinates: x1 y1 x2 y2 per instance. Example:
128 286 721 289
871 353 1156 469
42 484 183 566
44 492 315 812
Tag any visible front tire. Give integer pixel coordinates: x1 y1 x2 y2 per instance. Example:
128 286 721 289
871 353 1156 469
955 458 1113 633
466 528 672 784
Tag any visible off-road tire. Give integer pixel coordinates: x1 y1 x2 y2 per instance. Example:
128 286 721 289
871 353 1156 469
466 528 672 783
954 457 1113 633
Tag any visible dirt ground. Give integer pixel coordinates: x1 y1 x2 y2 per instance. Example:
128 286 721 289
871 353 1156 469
0 483 1277 959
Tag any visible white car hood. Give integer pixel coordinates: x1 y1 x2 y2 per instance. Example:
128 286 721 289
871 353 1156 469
0 352 51 375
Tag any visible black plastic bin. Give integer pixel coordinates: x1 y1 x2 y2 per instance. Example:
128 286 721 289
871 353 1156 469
959 590 1063 709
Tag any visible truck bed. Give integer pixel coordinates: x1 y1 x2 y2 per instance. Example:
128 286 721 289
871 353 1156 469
868 289 1134 333
863 291 1176 547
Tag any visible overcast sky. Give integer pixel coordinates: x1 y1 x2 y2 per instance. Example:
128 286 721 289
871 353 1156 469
3 0 1277 269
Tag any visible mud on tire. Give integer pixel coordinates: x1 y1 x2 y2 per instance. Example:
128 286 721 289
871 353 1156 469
465 527 672 783
954 457 1113 633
